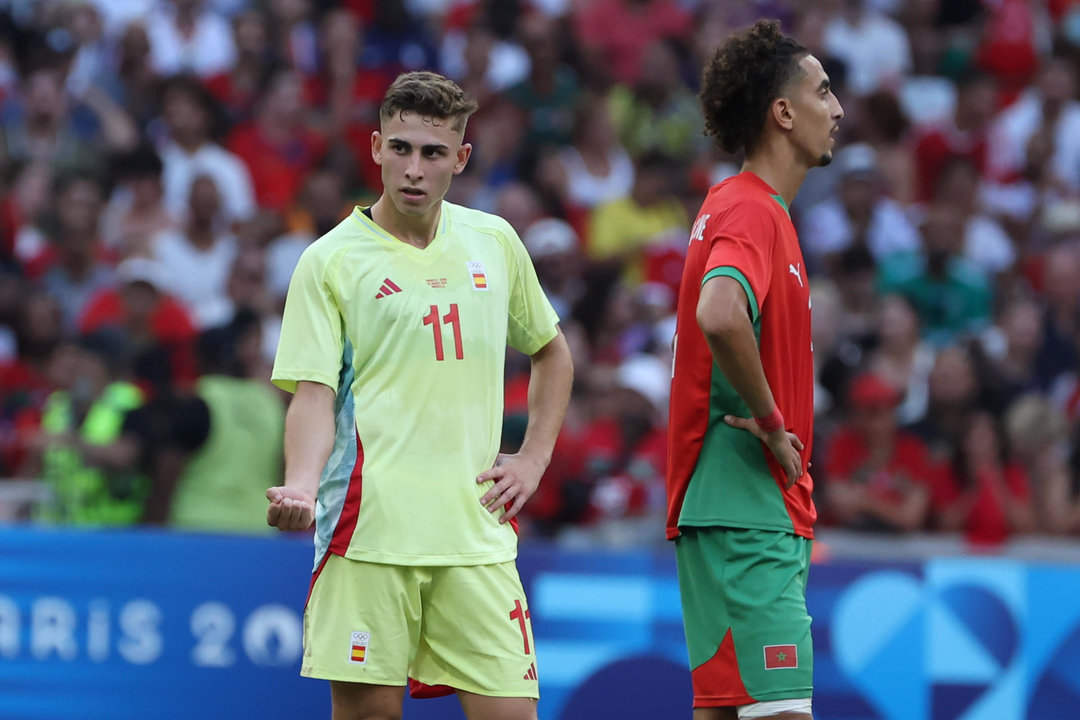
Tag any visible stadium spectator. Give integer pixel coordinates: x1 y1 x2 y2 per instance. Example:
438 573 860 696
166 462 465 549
265 165 348 306
1004 394 1077 535
151 175 238 329
145 0 237 79
973 295 1044 410
157 75 256 227
79 257 198 388
857 89 916 204
129 313 283 532
29 329 147 526
0 63 137 176
988 55 1080 190
585 151 688 284
227 68 325 213
913 70 996 204
0 290 61 476
932 156 1015 275
931 410 1035 546
101 143 175 258
538 92 635 213
572 0 691 87
864 293 936 426
205 9 276 124
607 38 704 162
504 12 579 160
1034 242 1080 390
878 203 993 344
800 142 920 273
824 372 933 532
911 345 983 462
824 0 912 96
36 172 115 328
523 217 584 321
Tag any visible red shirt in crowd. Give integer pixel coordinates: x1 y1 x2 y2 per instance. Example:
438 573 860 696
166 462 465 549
930 463 1032 546
227 123 327 211
825 428 936 505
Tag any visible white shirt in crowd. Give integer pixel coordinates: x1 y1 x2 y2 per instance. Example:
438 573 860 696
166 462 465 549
800 196 921 264
159 141 256 226
152 228 238 329
824 11 912 96
144 2 237 78
987 90 1080 189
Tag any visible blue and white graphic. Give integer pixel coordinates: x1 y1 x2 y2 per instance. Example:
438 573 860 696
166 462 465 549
0 529 1078 719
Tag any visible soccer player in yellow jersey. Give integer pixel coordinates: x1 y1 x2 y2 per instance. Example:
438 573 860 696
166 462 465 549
266 71 573 720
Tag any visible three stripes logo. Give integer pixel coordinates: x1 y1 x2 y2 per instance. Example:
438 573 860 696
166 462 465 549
522 662 538 681
375 278 402 299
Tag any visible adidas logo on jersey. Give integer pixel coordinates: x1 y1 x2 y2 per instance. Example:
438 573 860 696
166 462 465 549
522 662 537 681
375 278 402 299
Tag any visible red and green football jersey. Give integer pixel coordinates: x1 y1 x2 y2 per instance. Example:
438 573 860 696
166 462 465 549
667 172 816 540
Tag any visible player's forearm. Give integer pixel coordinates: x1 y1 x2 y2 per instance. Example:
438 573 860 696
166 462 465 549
282 381 337 499
700 313 778 419
519 330 574 467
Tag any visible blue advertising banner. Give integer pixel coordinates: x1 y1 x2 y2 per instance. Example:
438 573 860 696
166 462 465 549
0 528 1076 719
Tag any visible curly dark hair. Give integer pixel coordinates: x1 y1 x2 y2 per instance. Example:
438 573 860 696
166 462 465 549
700 19 808 155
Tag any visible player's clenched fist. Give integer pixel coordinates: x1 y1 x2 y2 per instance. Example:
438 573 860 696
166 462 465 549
266 486 315 530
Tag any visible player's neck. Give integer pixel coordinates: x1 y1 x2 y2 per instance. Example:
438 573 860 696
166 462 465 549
370 196 442 249
741 146 808 209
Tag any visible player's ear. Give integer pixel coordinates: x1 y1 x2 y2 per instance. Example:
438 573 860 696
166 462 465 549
772 97 795 132
371 130 384 166
454 143 472 175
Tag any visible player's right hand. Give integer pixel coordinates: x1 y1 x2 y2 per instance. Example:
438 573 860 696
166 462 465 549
723 415 804 489
266 486 315 530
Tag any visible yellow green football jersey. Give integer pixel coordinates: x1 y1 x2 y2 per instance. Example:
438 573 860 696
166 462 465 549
272 203 559 568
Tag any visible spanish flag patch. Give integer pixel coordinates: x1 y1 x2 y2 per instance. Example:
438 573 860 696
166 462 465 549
467 261 489 291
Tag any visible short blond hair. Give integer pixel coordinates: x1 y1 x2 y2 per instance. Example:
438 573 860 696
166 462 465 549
379 71 479 133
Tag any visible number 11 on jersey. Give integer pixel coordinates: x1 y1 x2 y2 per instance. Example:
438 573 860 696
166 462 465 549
423 303 464 361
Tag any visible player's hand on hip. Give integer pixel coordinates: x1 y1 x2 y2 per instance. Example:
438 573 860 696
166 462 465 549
723 415 804 489
266 486 315 530
477 453 546 524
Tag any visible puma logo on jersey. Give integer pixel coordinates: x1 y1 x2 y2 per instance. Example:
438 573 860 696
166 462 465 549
375 278 402 299
788 263 803 287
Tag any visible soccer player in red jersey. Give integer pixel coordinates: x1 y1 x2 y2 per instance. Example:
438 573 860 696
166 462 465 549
667 19 843 720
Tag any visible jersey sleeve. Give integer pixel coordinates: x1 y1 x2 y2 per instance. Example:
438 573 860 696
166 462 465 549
271 245 345 393
503 223 560 355
702 202 778 323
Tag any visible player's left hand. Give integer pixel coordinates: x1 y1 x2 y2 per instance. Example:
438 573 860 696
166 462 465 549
477 453 547 524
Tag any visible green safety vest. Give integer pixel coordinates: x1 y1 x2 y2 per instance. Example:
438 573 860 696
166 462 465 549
167 375 284 534
39 382 146 526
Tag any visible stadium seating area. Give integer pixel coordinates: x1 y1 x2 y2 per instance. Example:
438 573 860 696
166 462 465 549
0 0 1079 549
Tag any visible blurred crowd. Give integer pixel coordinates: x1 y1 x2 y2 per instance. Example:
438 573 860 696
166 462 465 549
0 0 1079 548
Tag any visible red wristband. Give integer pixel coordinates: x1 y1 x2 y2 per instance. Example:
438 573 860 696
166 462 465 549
754 408 784 434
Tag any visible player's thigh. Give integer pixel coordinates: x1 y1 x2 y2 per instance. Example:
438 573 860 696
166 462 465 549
457 690 538 720
694 708 738 720
414 562 539 698
722 529 813 703
304 554 422 685
330 681 406 720
677 529 754 707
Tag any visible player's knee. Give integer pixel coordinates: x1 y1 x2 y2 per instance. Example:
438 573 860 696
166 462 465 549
330 682 404 720
332 708 401 720
735 698 812 719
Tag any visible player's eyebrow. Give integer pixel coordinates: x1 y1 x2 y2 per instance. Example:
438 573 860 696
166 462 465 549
387 137 449 153
818 78 831 92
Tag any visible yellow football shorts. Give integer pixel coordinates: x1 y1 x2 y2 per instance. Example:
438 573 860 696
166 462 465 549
301 554 539 698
